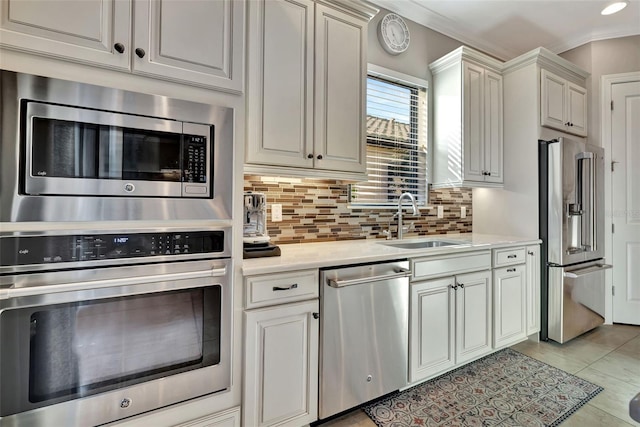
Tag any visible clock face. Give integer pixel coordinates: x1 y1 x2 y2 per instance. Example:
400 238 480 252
378 13 410 55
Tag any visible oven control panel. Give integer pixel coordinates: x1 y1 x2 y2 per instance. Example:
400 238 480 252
0 231 225 266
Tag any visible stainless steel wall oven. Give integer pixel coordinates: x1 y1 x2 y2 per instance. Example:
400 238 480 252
0 70 233 222
0 227 233 427
0 71 236 426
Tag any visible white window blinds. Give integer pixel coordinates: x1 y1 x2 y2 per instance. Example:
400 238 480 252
350 72 428 207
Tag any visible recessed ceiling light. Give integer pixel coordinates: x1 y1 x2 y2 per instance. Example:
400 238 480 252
601 1 628 15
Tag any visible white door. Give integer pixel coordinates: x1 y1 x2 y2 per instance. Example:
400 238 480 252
0 0 130 69
611 80 640 325
246 0 315 168
132 0 244 92
493 264 526 348
455 270 492 364
243 300 319 427
314 4 367 174
540 69 567 131
525 245 541 336
409 277 455 383
484 69 503 183
567 82 588 137
462 61 486 183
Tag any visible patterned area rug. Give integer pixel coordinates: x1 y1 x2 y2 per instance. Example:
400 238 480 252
364 348 603 427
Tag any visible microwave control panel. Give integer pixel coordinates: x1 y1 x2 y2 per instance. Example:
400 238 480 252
0 231 224 266
183 135 207 183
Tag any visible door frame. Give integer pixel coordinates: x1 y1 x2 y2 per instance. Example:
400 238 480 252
601 71 640 324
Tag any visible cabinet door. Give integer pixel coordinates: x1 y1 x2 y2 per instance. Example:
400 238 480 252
541 69 567 131
462 62 486 183
483 70 503 183
567 82 588 136
455 270 492 364
246 0 314 168
132 0 244 92
314 4 366 174
0 0 130 69
409 277 456 383
244 300 319 427
493 265 527 348
525 245 541 336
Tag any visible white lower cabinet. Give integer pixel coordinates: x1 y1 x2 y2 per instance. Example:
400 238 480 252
525 245 541 336
455 271 493 363
175 407 240 427
243 300 319 427
410 269 492 383
493 265 526 348
491 244 540 345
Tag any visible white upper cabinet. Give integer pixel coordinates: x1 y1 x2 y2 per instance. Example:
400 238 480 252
541 69 587 137
431 46 503 188
246 0 315 169
246 0 376 181
132 0 244 92
0 0 131 69
0 0 244 93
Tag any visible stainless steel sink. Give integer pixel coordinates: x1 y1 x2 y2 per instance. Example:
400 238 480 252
379 239 469 249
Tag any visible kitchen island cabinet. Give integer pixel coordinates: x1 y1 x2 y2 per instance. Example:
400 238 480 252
245 0 377 181
0 0 244 92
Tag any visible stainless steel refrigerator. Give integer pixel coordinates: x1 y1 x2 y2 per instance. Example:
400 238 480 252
539 137 611 343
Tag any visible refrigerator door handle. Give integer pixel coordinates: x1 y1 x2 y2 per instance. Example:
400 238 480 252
576 151 597 253
563 263 612 278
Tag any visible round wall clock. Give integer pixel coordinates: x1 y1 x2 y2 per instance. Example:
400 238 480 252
378 13 410 55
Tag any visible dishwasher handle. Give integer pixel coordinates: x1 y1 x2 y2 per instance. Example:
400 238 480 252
327 268 411 288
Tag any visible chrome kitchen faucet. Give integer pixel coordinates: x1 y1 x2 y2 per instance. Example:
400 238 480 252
397 192 418 240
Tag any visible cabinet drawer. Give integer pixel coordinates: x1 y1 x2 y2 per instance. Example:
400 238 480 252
412 251 491 281
245 269 319 309
493 247 526 267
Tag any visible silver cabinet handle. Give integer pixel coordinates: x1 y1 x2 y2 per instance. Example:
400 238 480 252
273 284 298 291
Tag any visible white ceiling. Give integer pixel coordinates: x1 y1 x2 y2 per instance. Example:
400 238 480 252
370 0 640 60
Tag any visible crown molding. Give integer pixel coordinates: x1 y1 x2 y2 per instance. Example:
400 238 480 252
319 0 379 21
370 0 521 61
370 0 639 62
502 47 590 81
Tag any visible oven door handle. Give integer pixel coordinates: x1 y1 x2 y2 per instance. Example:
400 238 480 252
0 266 227 300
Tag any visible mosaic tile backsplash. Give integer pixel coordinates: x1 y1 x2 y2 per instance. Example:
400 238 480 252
244 176 472 244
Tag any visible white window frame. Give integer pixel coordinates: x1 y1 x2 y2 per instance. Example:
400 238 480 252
349 64 429 209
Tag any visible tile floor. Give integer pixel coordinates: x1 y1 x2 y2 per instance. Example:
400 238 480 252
318 324 640 426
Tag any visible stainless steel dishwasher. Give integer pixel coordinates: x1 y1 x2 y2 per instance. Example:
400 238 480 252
319 260 410 419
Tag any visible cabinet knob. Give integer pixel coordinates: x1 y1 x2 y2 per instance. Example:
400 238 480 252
450 284 458 290
528 251 534 255
458 283 465 288
135 48 146 58
312 312 320 319
317 154 323 160
307 154 314 159
114 43 125 54
569 122 574 127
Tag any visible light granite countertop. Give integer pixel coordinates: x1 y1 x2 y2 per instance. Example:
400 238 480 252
242 233 541 276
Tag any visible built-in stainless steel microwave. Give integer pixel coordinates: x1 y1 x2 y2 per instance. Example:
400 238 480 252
0 71 233 223
25 101 212 199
